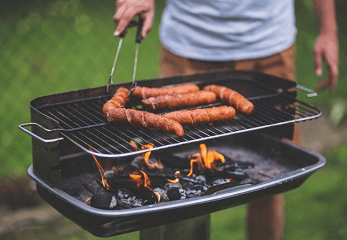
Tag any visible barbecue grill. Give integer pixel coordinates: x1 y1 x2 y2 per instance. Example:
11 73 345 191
20 70 325 238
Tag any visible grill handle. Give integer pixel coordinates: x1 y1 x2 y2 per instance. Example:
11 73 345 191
19 123 64 143
296 84 318 98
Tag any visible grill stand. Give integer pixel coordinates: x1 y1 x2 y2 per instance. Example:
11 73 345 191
140 214 210 240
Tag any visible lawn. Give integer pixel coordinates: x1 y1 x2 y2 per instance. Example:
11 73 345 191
0 0 347 239
1 0 346 178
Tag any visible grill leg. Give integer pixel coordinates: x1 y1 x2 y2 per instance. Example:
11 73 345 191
139 214 210 240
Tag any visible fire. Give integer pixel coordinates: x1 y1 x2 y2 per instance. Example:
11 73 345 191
187 144 226 177
90 149 110 190
141 143 163 170
167 171 180 183
130 141 163 170
129 172 142 187
129 170 161 203
130 140 138 150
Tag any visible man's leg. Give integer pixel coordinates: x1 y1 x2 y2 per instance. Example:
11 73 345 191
234 44 298 240
247 194 284 240
158 45 298 240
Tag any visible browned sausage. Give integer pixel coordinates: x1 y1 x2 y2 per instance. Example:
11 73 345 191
203 85 254 114
162 106 236 125
103 87 129 121
142 91 217 111
131 83 200 99
107 108 184 137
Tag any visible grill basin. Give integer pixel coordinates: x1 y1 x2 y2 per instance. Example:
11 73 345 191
21 70 325 237
28 132 325 237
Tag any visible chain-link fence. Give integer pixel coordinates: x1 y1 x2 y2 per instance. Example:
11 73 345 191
0 0 165 178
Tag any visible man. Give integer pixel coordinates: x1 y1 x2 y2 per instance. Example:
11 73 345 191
113 1 338 239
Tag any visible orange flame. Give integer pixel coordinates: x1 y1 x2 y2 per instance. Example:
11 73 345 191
129 172 142 187
90 149 110 190
129 170 161 203
167 171 180 183
187 144 226 177
130 140 138 150
141 143 163 170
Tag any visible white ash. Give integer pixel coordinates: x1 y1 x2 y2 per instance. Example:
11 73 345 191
109 196 117 208
195 175 206 184
117 188 144 209
165 182 182 189
164 187 186 201
153 187 166 199
212 178 230 186
90 192 117 210
186 185 208 198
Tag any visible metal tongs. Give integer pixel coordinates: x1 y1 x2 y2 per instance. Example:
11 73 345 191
107 16 144 94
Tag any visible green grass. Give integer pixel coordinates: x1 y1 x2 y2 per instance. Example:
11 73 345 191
0 0 165 178
1 0 346 178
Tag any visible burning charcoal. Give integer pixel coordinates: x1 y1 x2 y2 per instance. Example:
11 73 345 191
195 175 206 184
179 175 206 186
131 187 158 205
90 192 117 210
186 185 208 198
165 182 182 189
153 187 166 200
212 178 231 186
225 170 249 181
152 153 190 169
164 187 186 201
117 188 144 209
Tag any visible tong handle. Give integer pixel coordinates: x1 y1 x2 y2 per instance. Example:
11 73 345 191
19 123 64 143
119 30 127 38
118 19 138 38
296 84 318 98
136 16 144 43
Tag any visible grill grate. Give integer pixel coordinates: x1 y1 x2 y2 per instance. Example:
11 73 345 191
37 79 321 158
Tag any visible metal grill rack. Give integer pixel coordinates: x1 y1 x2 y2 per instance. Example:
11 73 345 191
33 78 321 158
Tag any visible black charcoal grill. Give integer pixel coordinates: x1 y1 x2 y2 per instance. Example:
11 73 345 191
20 70 325 238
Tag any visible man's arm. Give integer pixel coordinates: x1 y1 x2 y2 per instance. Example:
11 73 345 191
113 0 155 39
312 0 339 92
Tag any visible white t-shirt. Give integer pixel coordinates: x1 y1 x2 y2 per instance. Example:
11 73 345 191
160 0 297 61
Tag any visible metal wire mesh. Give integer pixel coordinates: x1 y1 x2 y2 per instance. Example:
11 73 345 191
34 79 321 158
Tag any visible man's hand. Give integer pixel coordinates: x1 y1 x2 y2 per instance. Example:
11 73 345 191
312 0 339 92
113 0 154 39
313 33 339 92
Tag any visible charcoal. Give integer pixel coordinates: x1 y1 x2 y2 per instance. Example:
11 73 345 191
225 170 249 181
90 192 117 210
131 187 158 205
212 178 230 186
116 188 144 209
153 187 166 200
179 175 207 189
165 182 182 189
194 175 206 184
186 185 208 198
152 153 190 169
164 187 186 201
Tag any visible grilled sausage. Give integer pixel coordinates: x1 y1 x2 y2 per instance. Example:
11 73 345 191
162 106 236 125
203 85 254 114
107 108 184 137
142 91 217 111
102 87 129 121
131 83 200 99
